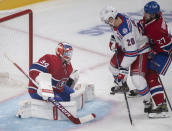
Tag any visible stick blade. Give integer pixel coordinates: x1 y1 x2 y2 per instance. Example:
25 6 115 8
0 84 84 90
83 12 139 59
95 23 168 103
79 113 96 124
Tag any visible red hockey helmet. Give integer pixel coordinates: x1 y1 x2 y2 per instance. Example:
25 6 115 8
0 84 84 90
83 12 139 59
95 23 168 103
56 42 73 62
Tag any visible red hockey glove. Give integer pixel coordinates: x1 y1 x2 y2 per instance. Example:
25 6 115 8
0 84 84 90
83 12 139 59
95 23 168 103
109 42 116 51
109 35 116 52
137 20 145 35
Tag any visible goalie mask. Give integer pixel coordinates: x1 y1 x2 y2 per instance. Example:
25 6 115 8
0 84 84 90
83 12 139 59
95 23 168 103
100 6 118 24
56 42 73 62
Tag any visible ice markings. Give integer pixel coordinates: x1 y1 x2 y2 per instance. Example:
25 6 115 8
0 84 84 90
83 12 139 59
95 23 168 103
0 95 112 131
78 10 172 36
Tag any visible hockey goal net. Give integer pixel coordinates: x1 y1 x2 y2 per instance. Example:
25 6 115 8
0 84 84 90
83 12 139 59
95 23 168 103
0 9 33 86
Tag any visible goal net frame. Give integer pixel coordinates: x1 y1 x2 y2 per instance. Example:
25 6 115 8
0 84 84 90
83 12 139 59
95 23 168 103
0 9 33 68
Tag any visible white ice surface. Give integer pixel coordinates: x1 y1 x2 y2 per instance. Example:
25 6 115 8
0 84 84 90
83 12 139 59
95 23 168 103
0 0 172 131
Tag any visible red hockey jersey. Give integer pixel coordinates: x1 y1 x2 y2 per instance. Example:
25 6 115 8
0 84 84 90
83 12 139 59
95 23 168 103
141 13 172 54
29 54 73 93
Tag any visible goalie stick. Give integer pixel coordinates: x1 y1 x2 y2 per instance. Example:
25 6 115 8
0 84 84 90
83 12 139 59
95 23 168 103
4 54 96 124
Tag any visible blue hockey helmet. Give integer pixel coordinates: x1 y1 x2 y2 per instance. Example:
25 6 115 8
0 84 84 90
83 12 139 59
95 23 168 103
144 1 160 14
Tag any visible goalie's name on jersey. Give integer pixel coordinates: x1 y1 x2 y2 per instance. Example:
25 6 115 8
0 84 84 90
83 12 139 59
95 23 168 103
29 54 73 91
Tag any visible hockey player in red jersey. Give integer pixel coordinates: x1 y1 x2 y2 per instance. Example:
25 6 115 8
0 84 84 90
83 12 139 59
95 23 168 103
28 42 77 102
139 1 172 117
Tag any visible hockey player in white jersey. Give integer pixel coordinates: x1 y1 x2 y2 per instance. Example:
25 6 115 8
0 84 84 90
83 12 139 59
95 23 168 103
100 6 153 114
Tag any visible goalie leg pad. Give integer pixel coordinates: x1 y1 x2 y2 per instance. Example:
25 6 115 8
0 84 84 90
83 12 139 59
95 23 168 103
70 83 95 110
75 83 95 101
85 84 95 102
70 84 86 110
16 99 77 120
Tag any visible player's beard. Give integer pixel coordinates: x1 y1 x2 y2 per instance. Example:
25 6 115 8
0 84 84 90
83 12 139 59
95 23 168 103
144 16 153 24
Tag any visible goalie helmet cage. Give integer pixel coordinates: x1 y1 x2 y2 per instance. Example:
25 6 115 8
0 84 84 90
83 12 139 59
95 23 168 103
0 9 33 84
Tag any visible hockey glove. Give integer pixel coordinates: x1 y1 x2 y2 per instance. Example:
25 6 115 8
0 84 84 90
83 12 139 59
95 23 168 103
109 35 116 52
66 78 74 87
115 67 129 86
70 70 79 81
66 70 79 88
37 86 54 101
137 20 145 35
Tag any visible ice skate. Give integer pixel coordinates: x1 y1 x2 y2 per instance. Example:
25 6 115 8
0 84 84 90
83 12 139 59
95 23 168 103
143 99 152 113
110 82 129 95
148 102 169 118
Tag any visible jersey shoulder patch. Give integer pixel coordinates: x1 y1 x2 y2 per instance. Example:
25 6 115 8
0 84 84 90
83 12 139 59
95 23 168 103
118 14 132 37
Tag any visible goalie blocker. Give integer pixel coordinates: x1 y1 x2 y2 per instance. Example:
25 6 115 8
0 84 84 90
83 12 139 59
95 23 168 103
16 83 95 120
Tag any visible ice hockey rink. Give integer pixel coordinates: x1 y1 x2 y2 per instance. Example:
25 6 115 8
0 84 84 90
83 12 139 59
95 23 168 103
0 0 172 131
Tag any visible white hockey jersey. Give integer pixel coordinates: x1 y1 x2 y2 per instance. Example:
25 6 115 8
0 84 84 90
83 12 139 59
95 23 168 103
110 13 150 68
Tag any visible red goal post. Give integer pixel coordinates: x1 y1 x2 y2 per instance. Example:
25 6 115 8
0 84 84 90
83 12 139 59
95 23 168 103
0 9 33 67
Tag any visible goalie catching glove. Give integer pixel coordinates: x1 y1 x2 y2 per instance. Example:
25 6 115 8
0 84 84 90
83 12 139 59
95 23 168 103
66 70 79 88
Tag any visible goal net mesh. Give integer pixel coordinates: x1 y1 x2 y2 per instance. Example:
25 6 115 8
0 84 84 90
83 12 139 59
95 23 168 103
0 9 33 86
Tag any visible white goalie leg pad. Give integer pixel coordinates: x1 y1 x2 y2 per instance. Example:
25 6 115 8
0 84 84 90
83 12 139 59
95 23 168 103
16 99 77 120
16 99 32 118
70 83 95 110
84 84 95 102
70 83 86 110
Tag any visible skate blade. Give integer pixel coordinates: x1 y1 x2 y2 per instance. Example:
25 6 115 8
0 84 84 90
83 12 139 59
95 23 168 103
148 112 170 118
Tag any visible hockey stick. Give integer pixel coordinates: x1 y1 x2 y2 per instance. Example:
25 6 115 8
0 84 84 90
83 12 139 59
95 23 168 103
158 75 172 111
115 49 133 125
151 60 172 111
4 54 96 124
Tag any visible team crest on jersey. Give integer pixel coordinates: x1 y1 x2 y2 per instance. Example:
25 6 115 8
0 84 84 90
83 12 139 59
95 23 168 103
122 28 128 34
56 78 68 90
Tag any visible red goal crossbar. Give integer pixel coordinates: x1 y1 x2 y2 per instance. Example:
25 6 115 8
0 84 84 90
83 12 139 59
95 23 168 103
0 9 33 67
